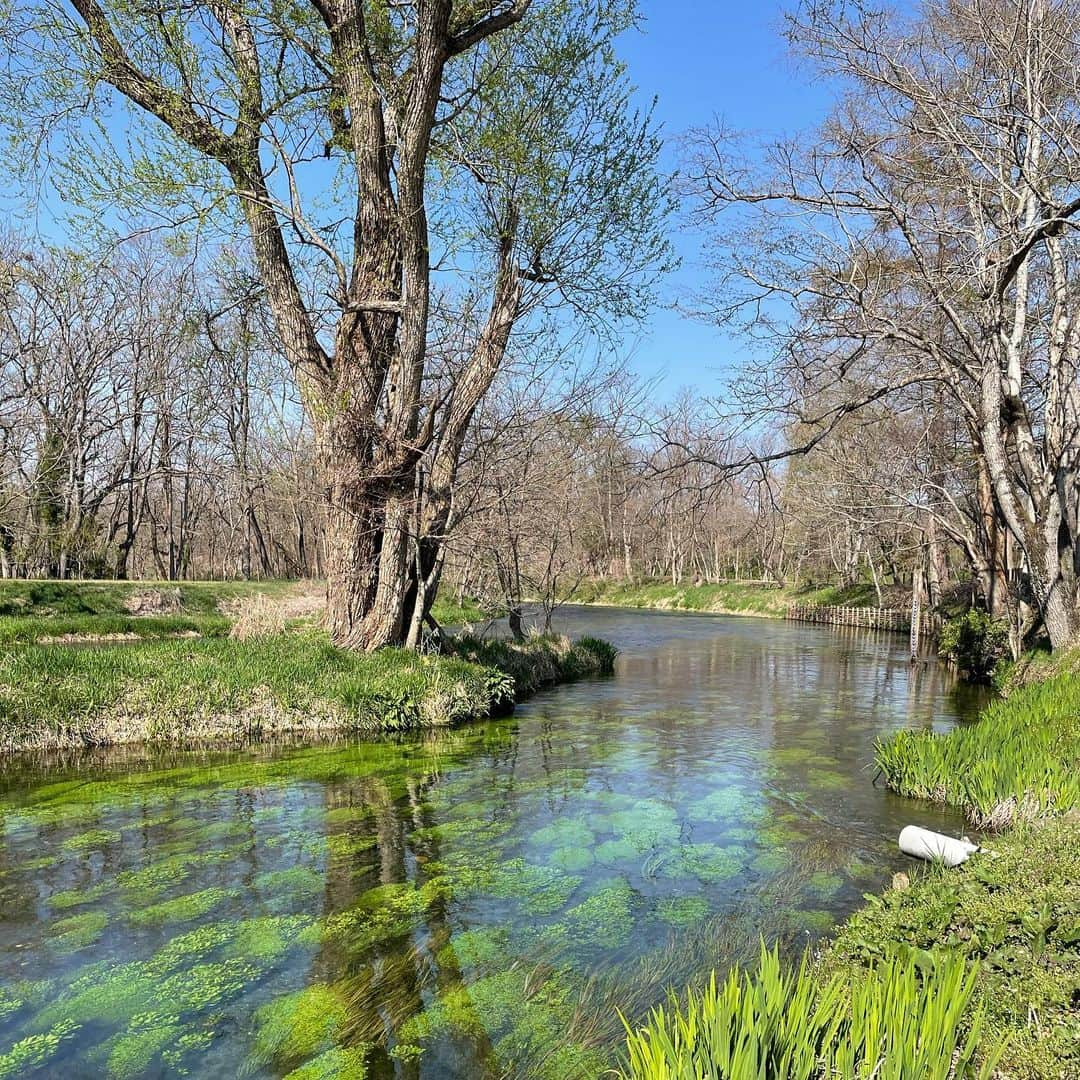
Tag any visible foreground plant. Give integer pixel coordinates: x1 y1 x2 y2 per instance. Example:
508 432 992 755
619 943 1004 1080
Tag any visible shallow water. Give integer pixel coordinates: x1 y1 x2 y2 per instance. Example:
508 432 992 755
0 608 984 1079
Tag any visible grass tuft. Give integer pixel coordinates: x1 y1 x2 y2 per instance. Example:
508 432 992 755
874 662 1080 827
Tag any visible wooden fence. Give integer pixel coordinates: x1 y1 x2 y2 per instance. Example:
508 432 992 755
786 603 911 633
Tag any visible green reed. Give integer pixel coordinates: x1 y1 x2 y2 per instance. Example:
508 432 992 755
619 943 1004 1080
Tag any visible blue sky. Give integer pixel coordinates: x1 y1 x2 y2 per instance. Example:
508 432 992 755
617 2 833 398
8 2 834 401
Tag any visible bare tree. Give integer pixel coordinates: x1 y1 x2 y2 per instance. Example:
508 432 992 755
686 0 1080 649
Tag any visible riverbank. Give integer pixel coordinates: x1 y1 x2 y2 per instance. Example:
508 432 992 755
567 578 906 619
0 631 616 753
0 579 485 645
621 653 1080 1078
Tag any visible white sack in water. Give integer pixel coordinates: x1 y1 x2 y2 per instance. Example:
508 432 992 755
898 826 979 867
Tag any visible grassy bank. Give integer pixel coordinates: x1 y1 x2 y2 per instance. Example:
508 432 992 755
569 578 901 618
620 657 1080 1079
0 632 616 753
0 579 294 644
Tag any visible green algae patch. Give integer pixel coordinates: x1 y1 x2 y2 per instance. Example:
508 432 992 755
399 968 606 1080
254 866 324 909
102 1013 181 1080
252 984 349 1068
657 843 745 884
228 915 316 962
0 1020 81 1079
563 878 635 949
320 881 447 954
687 787 757 823
593 837 640 865
751 849 792 874
807 871 844 899
600 799 681 851
284 1047 369 1079
549 845 595 872
530 818 593 850
61 827 122 851
48 910 108 953
46 882 111 910
437 926 510 970
656 896 710 928
129 886 238 927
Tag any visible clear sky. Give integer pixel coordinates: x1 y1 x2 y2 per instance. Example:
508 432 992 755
6 2 835 402
617 2 833 399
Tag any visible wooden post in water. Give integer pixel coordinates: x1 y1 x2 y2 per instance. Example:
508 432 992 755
910 567 923 661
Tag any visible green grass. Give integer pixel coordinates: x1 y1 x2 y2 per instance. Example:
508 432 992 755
0 613 231 645
430 594 505 626
567 578 896 618
0 579 293 618
0 630 615 751
620 942 1001 1080
875 661 1080 827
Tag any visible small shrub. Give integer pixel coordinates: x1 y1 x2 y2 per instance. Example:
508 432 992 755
938 610 1010 682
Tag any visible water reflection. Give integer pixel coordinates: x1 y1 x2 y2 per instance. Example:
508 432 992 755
0 610 983 1078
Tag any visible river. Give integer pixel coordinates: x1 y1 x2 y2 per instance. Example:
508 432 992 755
0 608 984 1079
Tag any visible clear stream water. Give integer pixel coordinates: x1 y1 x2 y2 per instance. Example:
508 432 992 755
0 608 985 1079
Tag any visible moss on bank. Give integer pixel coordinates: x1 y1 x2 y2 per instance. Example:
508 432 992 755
0 632 615 752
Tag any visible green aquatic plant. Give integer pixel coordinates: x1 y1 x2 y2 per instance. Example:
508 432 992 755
618 944 1004 1080
686 787 756 823
283 1047 369 1079
320 880 448 954
0 1020 81 1079
102 1012 181 1080
437 926 510 970
128 886 238 926
253 866 324 909
593 837 640 865
228 915 316 961
599 799 681 852
49 910 108 953
61 826 122 851
158 958 260 1013
807 871 844 899
251 984 349 1067
529 818 594 850
750 850 791 874
549 845 594 872
564 878 635 949
655 843 744 885
46 882 111 910
655 896 710 928
399 968 607 1080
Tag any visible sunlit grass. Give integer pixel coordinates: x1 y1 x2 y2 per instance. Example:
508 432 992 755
619 942 1002 1080
875 664 1080 827
0 630 614 751
568 578 890 618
